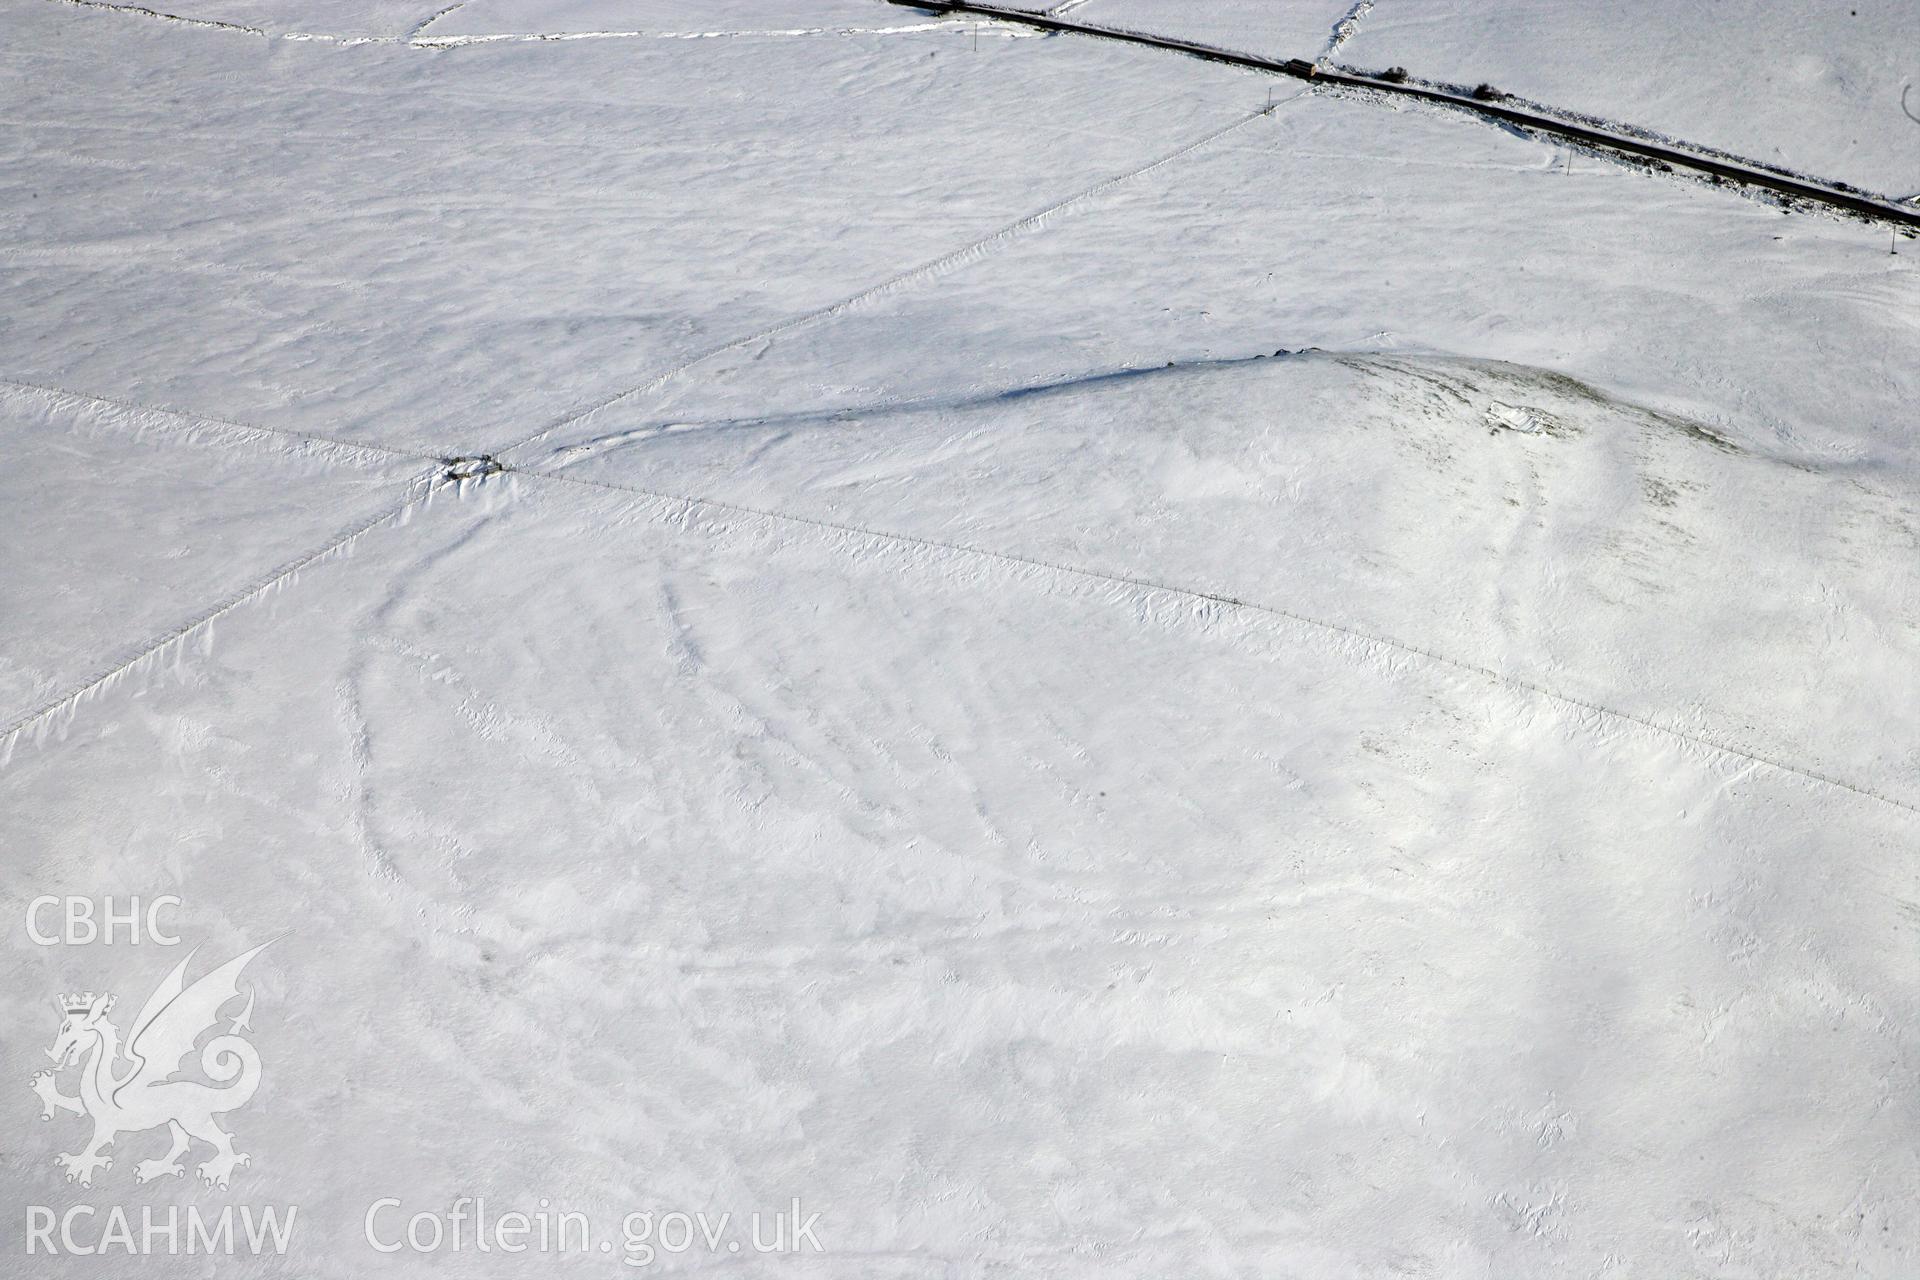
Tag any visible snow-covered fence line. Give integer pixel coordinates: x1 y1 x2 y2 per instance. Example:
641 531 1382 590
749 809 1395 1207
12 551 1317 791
890 0 1920 232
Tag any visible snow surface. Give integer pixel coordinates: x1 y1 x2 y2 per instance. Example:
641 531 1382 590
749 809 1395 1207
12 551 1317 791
1334 1 1920 194
964 1 1920 193
4 1 1918 1277
1063 0 1348 61
425 0 893 39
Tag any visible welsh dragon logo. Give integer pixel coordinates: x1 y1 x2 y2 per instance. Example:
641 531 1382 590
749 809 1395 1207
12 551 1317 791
30 941 272 1190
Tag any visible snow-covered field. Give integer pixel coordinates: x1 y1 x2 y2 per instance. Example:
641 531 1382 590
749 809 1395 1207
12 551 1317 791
4 2 1917 1276
1334 0 1920 193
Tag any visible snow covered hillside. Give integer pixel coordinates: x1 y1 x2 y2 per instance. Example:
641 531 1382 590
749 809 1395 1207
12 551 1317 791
3 2 1916 1276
